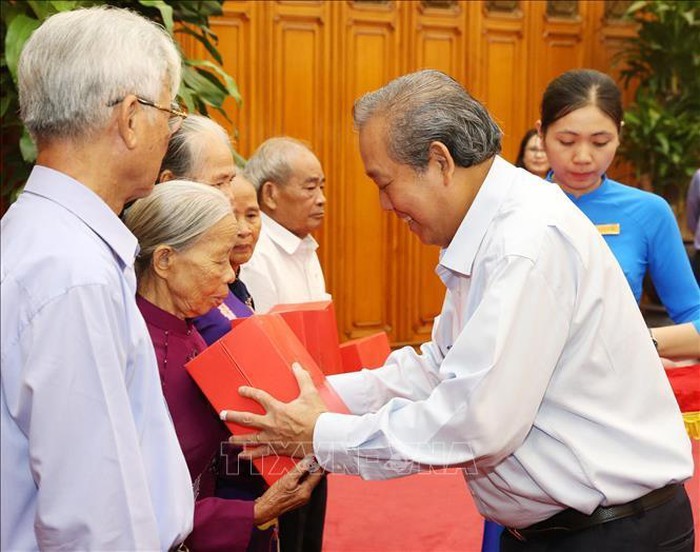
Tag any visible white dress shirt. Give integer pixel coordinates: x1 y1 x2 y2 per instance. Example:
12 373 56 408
314 156 692 528
1 167 194 550
240 212 330 312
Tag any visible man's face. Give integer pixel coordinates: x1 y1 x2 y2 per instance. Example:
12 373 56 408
359 117 454 248
268 148 326 238
129 86 180 202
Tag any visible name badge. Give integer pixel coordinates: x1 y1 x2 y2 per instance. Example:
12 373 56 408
596 223 620 235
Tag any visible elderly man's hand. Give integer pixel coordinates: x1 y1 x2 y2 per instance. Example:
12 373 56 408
253 455 325 526
220 362 328 457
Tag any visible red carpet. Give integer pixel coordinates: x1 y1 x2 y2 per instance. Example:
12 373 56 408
324 445 700 552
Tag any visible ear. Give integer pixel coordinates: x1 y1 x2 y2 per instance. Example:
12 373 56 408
428 141 455 185
260 181 278 211
159 169 176 183
116 95 140 150
151 245 175 279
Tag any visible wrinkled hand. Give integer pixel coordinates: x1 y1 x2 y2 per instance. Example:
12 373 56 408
253 455 325 526
220 362 328 458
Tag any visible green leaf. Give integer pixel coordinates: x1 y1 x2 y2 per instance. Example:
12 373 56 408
5 14 41 83
657 134 670 154
186 59 241 105
0 94 10 118
19 128 37 163
137 0 174 32
26 0 52 19
175 25 222 65
182 64 226 106
49 1 82 11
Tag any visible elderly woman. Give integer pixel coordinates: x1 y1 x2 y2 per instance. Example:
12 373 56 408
159 115 261 342
123 181 322 552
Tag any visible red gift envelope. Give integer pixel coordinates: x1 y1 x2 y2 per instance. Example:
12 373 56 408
186 313 349 485
340 331 391 373
269 301 344 376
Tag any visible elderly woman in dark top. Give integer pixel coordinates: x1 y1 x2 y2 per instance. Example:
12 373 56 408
123 180 322 551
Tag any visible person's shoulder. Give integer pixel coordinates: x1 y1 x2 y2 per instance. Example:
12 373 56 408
2 203 125 308
605 178 668 206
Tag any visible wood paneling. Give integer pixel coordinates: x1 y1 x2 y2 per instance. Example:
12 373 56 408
336 0 399 340
181 0 635 348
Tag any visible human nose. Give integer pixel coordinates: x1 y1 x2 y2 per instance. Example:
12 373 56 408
223 261 236 284
379 190 393 212
572 144 593 164
315 187 326 206
237 217 252 238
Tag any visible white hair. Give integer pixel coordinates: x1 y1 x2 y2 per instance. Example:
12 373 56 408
123 180 232 277
242 137 314 192
19 6 181 142
160 114 231 179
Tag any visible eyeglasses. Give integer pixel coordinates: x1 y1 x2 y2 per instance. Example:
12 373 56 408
107 95 188 129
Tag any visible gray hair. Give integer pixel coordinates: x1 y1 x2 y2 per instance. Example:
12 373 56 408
160 114 231 179
19 6 181 142
353 69 502 171
242 137 313 192
123 180 232 277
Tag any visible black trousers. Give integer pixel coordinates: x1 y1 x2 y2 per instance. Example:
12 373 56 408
501 485 694 552
278 475 327 552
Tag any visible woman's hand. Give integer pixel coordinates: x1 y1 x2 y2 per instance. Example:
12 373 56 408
252 455 324 526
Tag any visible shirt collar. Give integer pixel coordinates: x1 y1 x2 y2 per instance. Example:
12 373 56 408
136 294 196 336
439 155 513 278
261 212 318 254
23 165 139 267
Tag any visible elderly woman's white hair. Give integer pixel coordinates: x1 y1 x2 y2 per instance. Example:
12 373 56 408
160 114 231 179
18 6 180 142
123 180 233 277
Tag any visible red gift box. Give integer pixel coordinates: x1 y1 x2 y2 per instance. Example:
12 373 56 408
186 313 349 485
340 332 391 373
665 364 700 413
268 301 344 376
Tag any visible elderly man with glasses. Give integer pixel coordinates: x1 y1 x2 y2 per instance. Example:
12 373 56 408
1 7 193 550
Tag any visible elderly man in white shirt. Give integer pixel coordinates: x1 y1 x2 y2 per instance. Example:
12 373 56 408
240 137 331 313
1 7 193 550
223 70 695 552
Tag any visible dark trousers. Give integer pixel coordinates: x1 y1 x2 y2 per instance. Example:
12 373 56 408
501 485 694 552
278 475 327 552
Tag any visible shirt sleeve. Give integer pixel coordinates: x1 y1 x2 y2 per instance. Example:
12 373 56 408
22 285 187 550
646 197 700 323
315 250 573 480
327 329 447 415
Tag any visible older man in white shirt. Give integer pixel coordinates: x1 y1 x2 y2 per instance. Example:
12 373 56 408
223 70 694 552
1 7 193 550
240 137 331 314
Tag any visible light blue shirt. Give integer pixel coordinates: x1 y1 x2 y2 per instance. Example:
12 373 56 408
316 158 692 528
1 167 193 550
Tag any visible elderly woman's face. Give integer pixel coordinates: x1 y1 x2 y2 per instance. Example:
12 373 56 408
167 214 238 318
229 175 261 268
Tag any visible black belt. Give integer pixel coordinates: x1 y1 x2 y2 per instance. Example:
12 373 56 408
507 484 681 542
